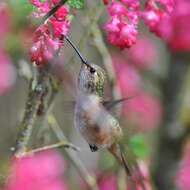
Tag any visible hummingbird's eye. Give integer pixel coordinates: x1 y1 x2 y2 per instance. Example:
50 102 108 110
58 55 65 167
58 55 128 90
90 67 96 74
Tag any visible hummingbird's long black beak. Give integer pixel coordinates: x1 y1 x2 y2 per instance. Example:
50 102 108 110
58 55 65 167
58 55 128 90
64 35 92 68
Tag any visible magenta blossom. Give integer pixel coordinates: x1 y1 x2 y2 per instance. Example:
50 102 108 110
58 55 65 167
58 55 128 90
98 162 152 190
112 52 161 131
126 36 158 70
123 92 162 131
29 0 71 65
140 0 174 34
176 145 190 190
0 50 16 95
157 0 190 51
113 55 141 97
0 3 11 46
98 174 117 190
104 1 138 49
29 24 60 65
103 0 174 49
6 151 68 190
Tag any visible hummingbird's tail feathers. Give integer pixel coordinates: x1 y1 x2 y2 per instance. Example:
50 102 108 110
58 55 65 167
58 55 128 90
109 143 147 190
123 146 147 190
120 146 131 176
108 143 131 176
109 143 137 190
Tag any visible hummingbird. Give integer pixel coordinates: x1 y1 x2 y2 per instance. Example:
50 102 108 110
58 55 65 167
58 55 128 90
64 36 131 175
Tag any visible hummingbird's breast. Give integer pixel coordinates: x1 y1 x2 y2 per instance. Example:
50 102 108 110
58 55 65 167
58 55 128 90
74 94 123 149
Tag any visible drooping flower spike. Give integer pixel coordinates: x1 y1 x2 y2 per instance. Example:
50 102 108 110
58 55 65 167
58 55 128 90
103 0 174 49
29 0 71 65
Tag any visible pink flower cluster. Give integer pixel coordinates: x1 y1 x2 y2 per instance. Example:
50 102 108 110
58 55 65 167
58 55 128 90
103 0 174 49
112 36 162 131
176 145 190 190
97 161 152 190
104 1 139 48
126 36 158 70
141 0 174 35
5 151 68 190
124 92 162 131
0 4 16 95
157 0 190 51
29 0 70 65
0 51 16 95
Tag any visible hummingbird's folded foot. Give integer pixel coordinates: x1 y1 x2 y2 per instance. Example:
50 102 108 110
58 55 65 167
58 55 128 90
89 144 98 152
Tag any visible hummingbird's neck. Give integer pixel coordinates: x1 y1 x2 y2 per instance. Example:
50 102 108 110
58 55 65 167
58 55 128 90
79 89 104 100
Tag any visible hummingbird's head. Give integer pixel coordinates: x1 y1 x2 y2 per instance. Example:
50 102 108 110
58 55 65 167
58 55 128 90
64 36 106 97
78 63 106 98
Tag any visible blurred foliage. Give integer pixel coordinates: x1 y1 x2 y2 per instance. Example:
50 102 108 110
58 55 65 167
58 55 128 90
8 0 34 28
67 0 85 9
129 134 149 159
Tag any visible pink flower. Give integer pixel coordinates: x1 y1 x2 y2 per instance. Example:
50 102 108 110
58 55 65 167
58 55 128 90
128 161 152 190
30 0 51 15
141 0 166 34
104 1 138 49
157 0 190 51
113 55 141 97
49 18 70 38
6 151 68 190
52 0 61 5
158 0 174 13
108 2 127 17
99 174 117 190
123 92 162 131
29 1 70 65
103 0 174 48
0 4 11 46
176 145 190 190
121 0 140 9
126 36 158 70
29 24 60 65
54 6 69 21
30 0 42 7
112 52 161 131
98 162 152 190
0 50 16 95
105 17 138 49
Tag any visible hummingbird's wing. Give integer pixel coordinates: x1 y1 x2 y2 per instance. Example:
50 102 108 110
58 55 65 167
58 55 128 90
62 95 136 113
102 96 137 111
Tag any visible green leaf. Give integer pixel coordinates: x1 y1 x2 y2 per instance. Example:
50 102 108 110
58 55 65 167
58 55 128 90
99 151 116 171
8 0 35 27
67 0 84 9
129 134 149 159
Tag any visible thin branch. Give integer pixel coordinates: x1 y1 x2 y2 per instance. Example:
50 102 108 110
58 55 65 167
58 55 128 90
18 141 80 158
48 114 99 190
13 0 69 157
153 52 190 190
14 69 49 157
42 0 69 23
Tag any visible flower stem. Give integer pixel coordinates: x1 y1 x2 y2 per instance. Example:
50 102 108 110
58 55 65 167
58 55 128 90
19 140 80 157
48 114 99 190
42 0 69 23
153 52 190 190
14 69 49 157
